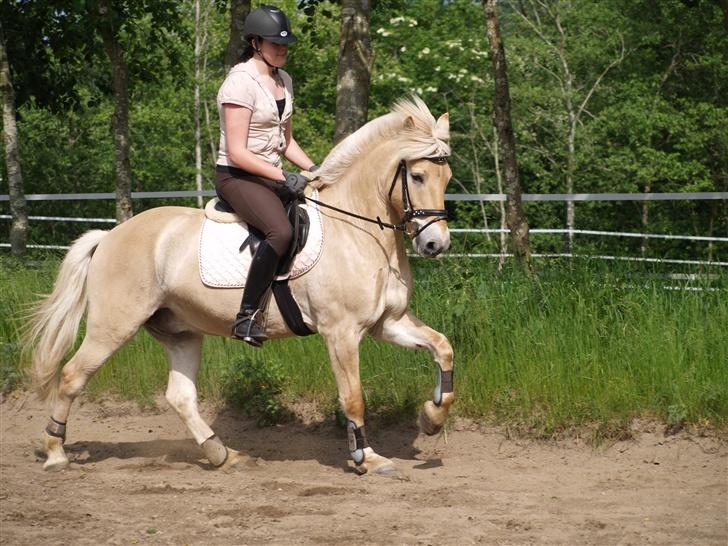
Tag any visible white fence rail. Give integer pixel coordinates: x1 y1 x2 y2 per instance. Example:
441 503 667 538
2 190 728 202
3 191 727 266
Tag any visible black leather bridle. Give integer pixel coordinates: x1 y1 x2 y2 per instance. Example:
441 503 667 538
305 156 450 239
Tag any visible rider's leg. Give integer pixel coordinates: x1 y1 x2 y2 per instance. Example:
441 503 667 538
232 240 280 346
214 170 292 347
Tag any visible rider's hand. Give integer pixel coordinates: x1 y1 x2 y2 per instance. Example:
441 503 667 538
280 171 309 199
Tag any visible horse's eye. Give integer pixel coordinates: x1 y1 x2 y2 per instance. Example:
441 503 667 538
411 173 424 184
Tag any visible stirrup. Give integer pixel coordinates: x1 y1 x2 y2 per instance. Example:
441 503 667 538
232 310 267 348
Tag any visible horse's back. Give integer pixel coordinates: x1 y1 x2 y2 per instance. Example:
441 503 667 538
87 206 204 307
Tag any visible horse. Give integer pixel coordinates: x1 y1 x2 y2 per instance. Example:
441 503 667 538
26 96 455 476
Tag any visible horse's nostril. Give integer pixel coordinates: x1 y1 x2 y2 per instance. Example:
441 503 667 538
423 240 442 257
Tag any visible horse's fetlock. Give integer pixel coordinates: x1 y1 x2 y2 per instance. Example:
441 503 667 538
433 368 454 407
347 421 369 465
45 416 67 442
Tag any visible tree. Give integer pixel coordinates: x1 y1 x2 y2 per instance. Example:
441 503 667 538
334 0 373 143
194 0 215 208
90 0 133 222
224 0 250 73
484 0 532 271
509 0 625 253
0 20 27 256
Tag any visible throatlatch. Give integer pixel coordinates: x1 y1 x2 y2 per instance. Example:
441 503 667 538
347 421 369 465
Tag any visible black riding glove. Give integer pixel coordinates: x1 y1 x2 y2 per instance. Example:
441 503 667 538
279 171 310 199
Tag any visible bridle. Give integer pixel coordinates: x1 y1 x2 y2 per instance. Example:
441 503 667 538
304 156 450 239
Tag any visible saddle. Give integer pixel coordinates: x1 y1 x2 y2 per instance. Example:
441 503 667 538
210 195 311 276
203 195 316 337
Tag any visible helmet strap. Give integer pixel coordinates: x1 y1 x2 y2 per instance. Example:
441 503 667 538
252 37 279 75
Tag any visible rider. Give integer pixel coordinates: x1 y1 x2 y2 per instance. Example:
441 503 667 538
215 5 317 347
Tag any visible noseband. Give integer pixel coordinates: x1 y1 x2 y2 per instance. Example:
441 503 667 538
305 156 449 239
388 157 450 238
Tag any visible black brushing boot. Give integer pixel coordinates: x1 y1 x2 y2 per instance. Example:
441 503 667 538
232 241 280 347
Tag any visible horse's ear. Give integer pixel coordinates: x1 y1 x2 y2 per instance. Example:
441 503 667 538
435 113 450 140
403 115 416 130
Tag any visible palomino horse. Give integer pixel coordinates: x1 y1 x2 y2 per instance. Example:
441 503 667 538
27 97 454 475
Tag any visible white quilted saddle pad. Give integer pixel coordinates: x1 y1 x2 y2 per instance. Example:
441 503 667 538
198 193 323 288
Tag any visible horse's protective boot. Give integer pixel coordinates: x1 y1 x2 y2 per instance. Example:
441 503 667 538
232 240 280 347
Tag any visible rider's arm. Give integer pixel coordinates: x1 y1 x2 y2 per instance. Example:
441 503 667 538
283 119 316 172
224 104 285 180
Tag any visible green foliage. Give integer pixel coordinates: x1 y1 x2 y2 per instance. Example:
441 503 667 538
4 0 727 258
2 0 728 436
221 357 288 426
0 341 24 394
2 254 726 438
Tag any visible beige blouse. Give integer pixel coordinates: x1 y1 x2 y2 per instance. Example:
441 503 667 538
216 61 294 168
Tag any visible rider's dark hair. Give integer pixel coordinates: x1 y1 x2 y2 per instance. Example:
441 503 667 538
238 36 260 63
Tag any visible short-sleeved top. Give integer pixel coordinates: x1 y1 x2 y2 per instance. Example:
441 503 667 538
216 61 294 168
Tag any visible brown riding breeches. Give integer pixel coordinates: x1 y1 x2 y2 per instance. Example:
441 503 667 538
214 168 292 257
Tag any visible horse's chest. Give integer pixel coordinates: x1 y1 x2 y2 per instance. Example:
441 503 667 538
381 269 411 315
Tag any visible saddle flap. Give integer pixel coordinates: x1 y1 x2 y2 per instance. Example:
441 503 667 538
199 191 324 288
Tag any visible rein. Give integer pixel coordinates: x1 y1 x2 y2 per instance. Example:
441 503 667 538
304 156 449 239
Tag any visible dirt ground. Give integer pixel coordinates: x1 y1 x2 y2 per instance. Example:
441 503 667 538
1 391 726 546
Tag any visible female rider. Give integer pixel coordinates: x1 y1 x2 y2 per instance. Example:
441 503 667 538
215 5 317 347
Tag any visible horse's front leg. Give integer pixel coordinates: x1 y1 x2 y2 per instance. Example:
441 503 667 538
374 311 454 435
323 330 397 475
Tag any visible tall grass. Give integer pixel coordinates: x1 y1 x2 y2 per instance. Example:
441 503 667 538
2 253 726 434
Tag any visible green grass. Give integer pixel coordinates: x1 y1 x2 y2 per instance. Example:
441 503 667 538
2 253 727 436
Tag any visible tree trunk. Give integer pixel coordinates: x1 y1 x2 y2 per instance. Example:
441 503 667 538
194 0 204 208
224 0 250 73
0 21 27 256
640 183 651 257
334 0 373 144
565 113 576 254
484 0 532 272
93 0 133 222
493 125 508 270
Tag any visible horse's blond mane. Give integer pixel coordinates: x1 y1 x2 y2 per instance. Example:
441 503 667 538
315 96 450 186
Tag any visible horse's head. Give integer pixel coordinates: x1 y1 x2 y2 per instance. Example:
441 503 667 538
391 110 451 258
313 97 452 258
390 153 452 258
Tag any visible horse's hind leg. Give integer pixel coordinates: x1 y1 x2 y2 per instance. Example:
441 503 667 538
43 329 137 471
151 330 240 469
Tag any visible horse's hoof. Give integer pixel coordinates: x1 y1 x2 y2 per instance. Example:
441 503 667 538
353 449 398 476
418 405 443 436
220 448 260 472
43 456 70 472
373 463 401 477
41 434 69 471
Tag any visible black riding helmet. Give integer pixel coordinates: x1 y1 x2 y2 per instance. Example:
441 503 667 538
244 5 298 45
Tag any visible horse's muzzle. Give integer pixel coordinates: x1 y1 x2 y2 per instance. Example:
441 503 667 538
413 222 451 258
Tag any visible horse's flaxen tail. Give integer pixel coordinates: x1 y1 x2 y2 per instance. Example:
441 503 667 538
25 230 108 403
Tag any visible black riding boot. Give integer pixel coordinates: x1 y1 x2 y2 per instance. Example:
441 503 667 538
232 241 280 347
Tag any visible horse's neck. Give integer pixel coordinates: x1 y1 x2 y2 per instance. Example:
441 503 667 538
330 143 400 217
319 149 408 266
